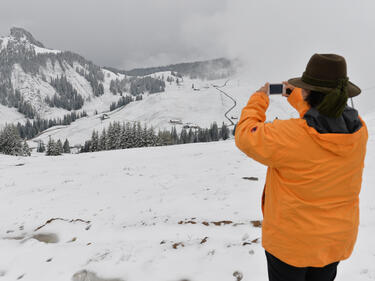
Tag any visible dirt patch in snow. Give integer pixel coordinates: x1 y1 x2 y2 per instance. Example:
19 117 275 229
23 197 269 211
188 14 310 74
32 233 59 243
72 270 124 281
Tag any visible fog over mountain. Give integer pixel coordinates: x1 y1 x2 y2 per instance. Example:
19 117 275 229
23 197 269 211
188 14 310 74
1 0 374 85
1 0 375 114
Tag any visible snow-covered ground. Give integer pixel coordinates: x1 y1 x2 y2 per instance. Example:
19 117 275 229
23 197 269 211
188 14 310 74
0 104 26 129
1 120 374 281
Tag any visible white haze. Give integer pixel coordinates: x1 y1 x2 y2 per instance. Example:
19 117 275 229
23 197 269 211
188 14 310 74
181 0 375 113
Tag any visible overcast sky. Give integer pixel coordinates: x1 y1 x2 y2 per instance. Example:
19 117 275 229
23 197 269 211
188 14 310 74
1 0 375 88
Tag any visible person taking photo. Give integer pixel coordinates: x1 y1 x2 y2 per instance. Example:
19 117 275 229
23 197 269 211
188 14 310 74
235 54 368 281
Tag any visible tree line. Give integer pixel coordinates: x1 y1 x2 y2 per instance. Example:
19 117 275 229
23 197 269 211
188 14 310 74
80 121 230 153
16 111 88 140
109 95 134 111
37 138 71 156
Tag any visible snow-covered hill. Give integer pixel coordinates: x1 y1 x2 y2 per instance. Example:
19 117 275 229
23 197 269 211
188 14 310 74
0 104 26 127
1 122 374 281
31 75 298 147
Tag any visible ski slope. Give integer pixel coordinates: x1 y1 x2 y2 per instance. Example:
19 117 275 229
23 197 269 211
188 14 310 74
1 121 375 281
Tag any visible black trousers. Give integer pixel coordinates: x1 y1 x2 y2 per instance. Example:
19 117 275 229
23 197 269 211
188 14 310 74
265 251 339 281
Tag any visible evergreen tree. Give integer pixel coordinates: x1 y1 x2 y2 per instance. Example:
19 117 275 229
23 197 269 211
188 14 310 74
22 140 31 156
188 128 195 143
180 128 188 144
46 138 56 156
63 139 71 153
98 129 107 151
209 122 219 141
171 126 179 144
56 139 64 155
37 140 46 153
106 123 116 150
221 122 229 140
0 124 24 156
90 131 99 151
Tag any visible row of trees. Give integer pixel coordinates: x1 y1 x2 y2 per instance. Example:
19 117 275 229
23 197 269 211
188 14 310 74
1 121 231 157
46 75 84 110
162 122 230 145
80 122 161 152
109 78 128 95
17 111 88 140
38 138 71 156
129 77 166 96
109 95 134 111
80 121 230 153
0 124 31 156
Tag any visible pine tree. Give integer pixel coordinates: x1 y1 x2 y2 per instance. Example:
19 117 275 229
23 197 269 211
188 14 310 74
221 122 229 140
63 139 71 153
37 140 46 153
22 140 31 156
209 122 219 141
99 129 107 151
56 139 64 155
180 128 188 144
188 128 194 143
114 122 122 149
171 126 179 144
0 124 24 156
90 131 99 151
106 123 115 150
46 138 56 156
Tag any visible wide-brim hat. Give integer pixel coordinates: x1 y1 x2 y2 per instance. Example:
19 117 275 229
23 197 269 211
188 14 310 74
288 54 361 98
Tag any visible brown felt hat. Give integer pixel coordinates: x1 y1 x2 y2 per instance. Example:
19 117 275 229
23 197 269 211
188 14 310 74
288 54 361 98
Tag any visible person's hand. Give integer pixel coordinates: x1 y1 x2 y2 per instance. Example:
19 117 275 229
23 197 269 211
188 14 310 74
282 81 295 97
257 82 269 95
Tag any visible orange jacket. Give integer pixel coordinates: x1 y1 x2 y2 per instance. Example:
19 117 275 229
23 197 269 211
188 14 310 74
235 88 368 267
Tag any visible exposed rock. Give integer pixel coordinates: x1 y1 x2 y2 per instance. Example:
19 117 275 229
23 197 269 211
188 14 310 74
172 242 185 249
233 271 243 281
250 220 262 228
242 177 259 181
32 233 59 243
10 27 45 48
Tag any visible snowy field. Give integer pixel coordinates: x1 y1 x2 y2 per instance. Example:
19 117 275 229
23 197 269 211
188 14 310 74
1 124 375 281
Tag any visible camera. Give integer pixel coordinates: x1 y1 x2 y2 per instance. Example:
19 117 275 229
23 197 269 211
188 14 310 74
268 84 284 95
268 84 293 95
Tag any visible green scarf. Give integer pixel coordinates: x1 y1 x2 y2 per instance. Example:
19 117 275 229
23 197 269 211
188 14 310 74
316 78 349 118
302 73 349 118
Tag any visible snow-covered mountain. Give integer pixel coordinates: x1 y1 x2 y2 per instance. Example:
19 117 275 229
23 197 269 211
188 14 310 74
0 27 124 120
0 28 235 124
